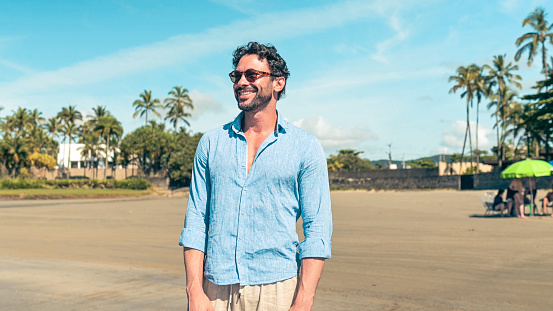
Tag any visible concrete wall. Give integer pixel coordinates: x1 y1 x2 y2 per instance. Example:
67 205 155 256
473 172 553 190
328 169 553 191
328 168 460 190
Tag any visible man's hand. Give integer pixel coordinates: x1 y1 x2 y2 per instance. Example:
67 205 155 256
184 247 213 311
187 288 214 311
289 258 325 311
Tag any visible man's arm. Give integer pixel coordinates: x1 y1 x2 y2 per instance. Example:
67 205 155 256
290 258 325 311
294 138 333 310
184 247 213 311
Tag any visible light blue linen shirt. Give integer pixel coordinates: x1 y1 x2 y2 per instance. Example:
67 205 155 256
179 111 332 286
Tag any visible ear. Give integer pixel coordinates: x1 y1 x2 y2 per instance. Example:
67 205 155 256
273 77 285 93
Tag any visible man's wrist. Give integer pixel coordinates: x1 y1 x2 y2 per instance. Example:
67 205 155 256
186 282 204 296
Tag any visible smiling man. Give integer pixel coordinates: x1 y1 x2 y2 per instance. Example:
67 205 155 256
179 42 332 311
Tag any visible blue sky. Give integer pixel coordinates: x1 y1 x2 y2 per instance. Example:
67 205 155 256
0 0 551 161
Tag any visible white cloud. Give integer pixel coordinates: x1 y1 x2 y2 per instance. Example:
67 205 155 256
440 120 494 153
291 115 377 153
189 89 225 120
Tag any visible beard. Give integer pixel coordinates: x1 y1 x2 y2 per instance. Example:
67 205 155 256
235 84 272 112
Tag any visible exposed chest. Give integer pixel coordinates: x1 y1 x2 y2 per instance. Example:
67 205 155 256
245 132 271 173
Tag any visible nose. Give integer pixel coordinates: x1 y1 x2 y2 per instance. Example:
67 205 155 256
236 73 250 85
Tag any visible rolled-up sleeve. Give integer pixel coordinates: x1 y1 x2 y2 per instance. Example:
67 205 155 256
179 135 210 253
297 139 332 259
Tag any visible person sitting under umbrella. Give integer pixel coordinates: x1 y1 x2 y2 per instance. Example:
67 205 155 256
542 191 553 216
506 178 527 219
492 189 510 216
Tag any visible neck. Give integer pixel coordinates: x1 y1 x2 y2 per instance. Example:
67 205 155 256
242 105 277 134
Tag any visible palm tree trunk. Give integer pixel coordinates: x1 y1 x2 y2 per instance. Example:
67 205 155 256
475 100 480 174
542 42 549 82
467 99 474 173
104 139 110 179
460 124 468 174
495 104 502 168
68 138 72 178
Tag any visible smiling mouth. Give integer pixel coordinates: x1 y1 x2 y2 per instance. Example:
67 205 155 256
236 88 257 99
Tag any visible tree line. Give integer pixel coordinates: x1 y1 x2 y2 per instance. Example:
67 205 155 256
0 86 200 185
449 7 553 173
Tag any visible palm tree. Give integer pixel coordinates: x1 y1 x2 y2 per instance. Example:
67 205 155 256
28 109 45 130
515 7 553 79
483 55 522 167
86 105 110 128
133 90 162 125
504 99 525 159
3 135 31 177
57 106 82 177
94 115 123 178
79 130 100 179
449 64 485 173
164 86 194 133
7 107 32 134
45 117 63 159
489 88 519 160
521 74 553 160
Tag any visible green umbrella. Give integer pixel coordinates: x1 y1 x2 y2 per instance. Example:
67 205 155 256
501 159 553 178
501 159 553 216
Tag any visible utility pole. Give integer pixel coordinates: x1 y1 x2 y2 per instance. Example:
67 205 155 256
386 144 392 167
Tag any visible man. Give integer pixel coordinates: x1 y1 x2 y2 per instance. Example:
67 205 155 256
179 42 333 311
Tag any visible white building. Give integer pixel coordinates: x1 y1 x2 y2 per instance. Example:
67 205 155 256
57 143 116 169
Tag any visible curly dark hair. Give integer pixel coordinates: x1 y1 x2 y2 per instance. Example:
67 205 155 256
232 42 290 100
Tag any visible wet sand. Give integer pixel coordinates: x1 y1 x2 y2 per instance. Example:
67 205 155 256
1 190 552 310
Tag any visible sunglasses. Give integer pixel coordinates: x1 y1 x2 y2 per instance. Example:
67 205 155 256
229 69 275 83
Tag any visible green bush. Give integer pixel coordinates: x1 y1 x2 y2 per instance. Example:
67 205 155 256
0 179 46 189
0 178 151 190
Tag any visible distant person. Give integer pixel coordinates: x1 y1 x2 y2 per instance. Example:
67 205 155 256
524 178 537 213
542 191 553 216
179 42 332 311
506 178 527 219
492 189 509 216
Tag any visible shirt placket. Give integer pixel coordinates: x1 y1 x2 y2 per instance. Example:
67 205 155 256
235 134 248 283
235 131 278 285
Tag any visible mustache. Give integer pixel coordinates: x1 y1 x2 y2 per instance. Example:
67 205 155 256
235 86 258 92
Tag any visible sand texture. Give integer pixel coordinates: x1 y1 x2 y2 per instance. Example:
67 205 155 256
1 190 552 310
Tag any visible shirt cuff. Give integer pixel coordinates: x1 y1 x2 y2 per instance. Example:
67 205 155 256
298 237 332 259
178 228 207 253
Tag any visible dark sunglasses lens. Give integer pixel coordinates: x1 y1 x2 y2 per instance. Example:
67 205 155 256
229 71 241 83
244 70 258 82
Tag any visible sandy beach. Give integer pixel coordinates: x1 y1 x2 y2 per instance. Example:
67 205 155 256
1 190 552 310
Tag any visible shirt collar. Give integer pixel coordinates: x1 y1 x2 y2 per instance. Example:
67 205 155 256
231 110 288 135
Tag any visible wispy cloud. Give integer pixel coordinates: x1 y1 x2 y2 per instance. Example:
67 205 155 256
0 59 34 75
292 115 377 154
371 14 409 63
0 0 407 99
293 65 448 95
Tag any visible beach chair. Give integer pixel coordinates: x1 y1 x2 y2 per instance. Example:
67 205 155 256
480 192 499 216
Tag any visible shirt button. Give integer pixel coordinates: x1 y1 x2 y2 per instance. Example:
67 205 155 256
239 236 242 240
241 212 244 215
241 163 245 167
244 187 247 191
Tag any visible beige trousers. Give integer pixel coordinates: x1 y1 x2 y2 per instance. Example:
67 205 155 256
202 276 298 311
